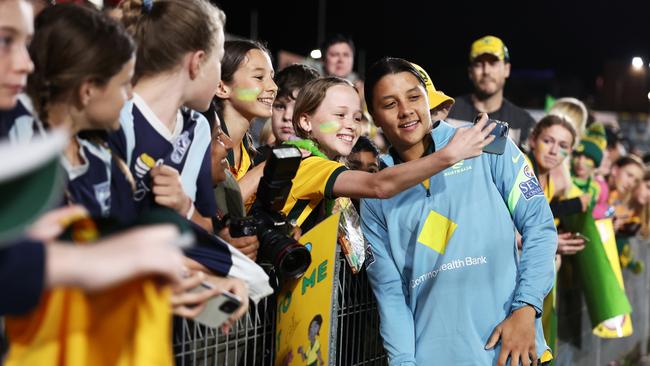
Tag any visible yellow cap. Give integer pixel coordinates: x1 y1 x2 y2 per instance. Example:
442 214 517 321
469 35 510 62
410 62 454 111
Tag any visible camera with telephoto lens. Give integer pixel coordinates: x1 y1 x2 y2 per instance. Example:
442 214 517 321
229 146 311 280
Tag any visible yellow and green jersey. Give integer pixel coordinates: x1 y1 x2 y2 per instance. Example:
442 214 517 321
281 156 347 233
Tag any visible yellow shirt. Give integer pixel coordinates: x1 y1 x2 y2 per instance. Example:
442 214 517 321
306 339 321 365
281 156 347 232
231 141 252 181
5 278 173 366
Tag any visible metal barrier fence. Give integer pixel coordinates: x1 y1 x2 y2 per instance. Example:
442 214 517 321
173 251 388 366
555 237 650 366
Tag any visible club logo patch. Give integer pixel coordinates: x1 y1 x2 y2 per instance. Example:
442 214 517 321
523 164 534 179
93 181 111 216
519 177 543 199
171 131 191 164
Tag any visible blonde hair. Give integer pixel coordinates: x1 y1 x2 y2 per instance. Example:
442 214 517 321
548 97 588 147
292 77 357 139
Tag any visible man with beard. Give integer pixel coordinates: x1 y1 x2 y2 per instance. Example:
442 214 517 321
448 35 536 146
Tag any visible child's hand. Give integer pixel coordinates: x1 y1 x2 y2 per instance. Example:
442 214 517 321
204 275 249 333
218 227 259 261
151 164 193 216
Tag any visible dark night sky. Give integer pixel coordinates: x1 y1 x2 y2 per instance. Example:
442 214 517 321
216 0 650 110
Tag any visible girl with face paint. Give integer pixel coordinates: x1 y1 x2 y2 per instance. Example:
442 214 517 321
213 40 278 205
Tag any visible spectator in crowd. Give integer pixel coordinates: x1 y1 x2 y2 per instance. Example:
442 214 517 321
346 136 380 173
608 156 645 232
280 76 493 233
448 35 536 147
361 57 556 366
110 0 226 232
527 115 585 255
572 123 608 214
547 97 589 198
24 3 137 220
271 64 320 144
321 34 355 80
608 156 646 273
214 40 277 203
113 0 261 309
526 114 584 357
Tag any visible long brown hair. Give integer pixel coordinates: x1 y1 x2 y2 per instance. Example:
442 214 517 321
27 4 135 123
26 4 136 190
119 0 225 83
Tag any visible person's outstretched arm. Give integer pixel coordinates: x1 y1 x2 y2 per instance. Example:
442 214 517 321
333 115 495 199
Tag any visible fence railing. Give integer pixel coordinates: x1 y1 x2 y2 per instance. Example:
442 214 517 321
174 237 650 366
173 251 388 366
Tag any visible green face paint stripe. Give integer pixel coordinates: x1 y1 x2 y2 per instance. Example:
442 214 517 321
507 164 528 214
318 120 340 133
234 87 261 101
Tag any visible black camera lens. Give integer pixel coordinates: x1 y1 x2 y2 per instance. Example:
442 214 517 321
258 228 311 279
219 300 240 313
276 245 312 279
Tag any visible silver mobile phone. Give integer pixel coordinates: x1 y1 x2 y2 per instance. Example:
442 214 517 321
191 282 242 328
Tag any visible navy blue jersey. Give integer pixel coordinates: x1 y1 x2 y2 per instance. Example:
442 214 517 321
63 137 136 221
0 95 136 222
0 95 44 141
109 94 216 218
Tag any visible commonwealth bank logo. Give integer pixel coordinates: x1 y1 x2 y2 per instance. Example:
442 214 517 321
417 210 457 254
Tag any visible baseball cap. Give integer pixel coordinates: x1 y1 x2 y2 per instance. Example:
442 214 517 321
0 129 67 243
410 62 455 111
469 35 510 62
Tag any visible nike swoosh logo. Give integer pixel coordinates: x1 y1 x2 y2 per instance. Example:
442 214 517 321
512 153 522 164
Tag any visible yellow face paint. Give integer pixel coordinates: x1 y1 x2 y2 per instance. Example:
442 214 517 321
537 141 548 152
234 87 261 102
318 120 340 133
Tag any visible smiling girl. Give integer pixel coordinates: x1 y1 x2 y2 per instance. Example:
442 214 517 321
215 40 277 177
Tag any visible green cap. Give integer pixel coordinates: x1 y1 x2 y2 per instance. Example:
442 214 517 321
0 130 67 244
575 123 607 167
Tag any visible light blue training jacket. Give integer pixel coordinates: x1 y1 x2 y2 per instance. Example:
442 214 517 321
361 121 557 365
